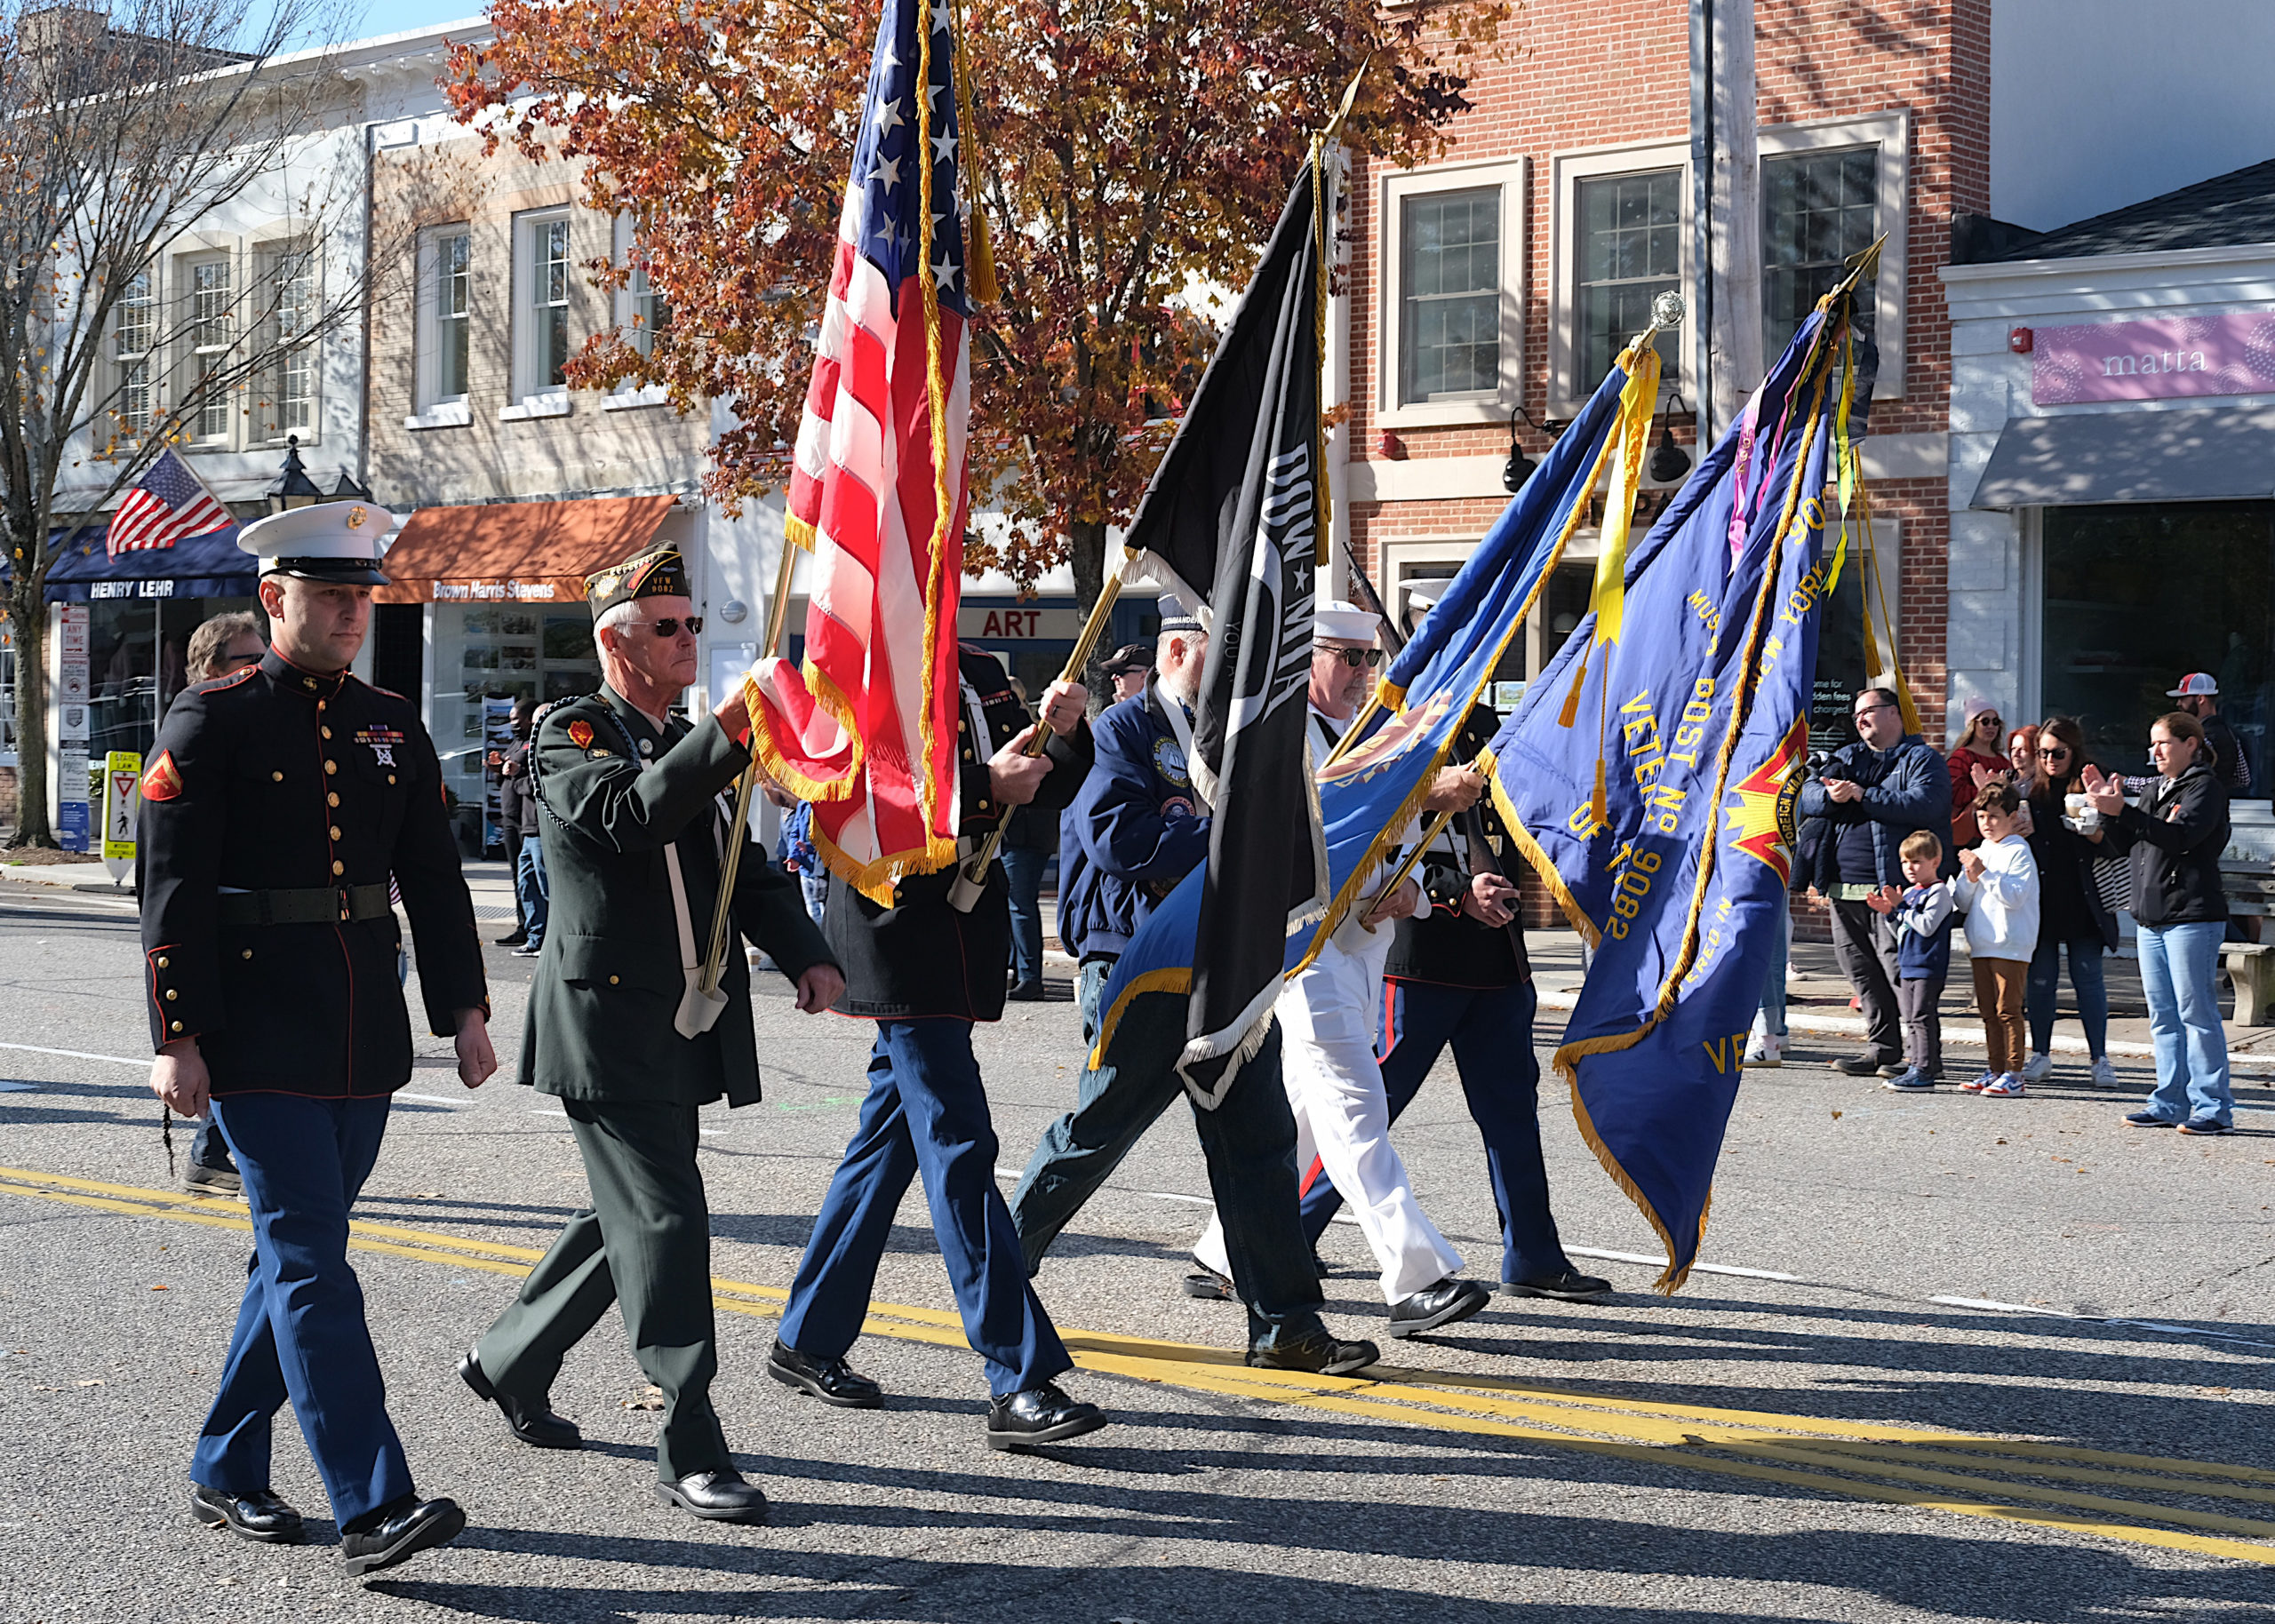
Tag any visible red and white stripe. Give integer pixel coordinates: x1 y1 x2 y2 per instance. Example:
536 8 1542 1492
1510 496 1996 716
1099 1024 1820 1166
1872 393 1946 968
753 133 970 903
108 451 231 556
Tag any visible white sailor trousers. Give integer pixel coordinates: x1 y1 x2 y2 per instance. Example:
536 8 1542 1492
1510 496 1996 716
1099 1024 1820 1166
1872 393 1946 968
1196 925 1462 1304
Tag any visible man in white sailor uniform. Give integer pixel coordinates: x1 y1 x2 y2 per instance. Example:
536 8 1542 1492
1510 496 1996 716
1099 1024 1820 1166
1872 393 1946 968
1191 601 1492 1338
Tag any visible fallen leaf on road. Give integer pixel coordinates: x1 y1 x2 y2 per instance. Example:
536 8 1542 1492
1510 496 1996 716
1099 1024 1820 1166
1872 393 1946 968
76 1379 102 1387
624 1384 665 1412
1831 1111 1842 1120
150 1285 167 1292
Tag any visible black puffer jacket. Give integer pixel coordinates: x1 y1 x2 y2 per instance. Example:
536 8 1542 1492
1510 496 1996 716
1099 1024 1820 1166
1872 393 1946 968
2103 763 2228 927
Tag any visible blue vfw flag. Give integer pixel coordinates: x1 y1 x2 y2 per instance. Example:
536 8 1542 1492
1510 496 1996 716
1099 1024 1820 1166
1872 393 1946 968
1093 349 1646 1101
1490 293 1878 1290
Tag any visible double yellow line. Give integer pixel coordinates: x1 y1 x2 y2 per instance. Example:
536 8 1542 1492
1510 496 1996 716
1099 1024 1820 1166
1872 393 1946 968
5 1161 2271 1568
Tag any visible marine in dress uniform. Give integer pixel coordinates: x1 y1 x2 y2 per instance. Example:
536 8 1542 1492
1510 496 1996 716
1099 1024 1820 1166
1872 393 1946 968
140 503 491 1577
463 544 840 1526
1297 705 1612 1302
1007 602 1377 1376
1191 603 1491 1338
768 647 1112 1449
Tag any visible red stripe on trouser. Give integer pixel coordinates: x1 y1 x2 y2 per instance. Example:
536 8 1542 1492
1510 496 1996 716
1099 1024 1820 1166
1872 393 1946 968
1297 981 1404 1201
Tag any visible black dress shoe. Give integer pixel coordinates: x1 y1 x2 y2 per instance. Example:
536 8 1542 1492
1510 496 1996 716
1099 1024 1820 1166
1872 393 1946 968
189 1483 305 1543
1833 1052 1893 1076
1501 1269 1614 1302
656 1469 769 1524
1180 1263 1234 1301
339 1496 466 1577
1248 1333 1379 1377
767 1339 883 1408
1385 1277 1489 1339
1007 979 1046 1001
987 1381 1108 1450
459 1349 582 1449
492 930 528 946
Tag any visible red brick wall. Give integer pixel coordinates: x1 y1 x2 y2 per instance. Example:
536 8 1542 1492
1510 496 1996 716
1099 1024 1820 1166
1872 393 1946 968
1345 0 1990 749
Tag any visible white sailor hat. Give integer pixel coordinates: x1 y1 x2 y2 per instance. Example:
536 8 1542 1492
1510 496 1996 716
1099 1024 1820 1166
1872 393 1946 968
1313 599 1381 644
236 500 398 585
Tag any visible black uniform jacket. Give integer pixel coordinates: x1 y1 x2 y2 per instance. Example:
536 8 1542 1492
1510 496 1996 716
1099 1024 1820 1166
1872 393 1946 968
522 686 834 1107
139 649 487 1096
826 645 1092 1022
1385 711 1529 991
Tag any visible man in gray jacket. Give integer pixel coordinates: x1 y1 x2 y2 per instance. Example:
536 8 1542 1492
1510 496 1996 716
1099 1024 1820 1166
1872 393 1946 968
1798 687 1952 1077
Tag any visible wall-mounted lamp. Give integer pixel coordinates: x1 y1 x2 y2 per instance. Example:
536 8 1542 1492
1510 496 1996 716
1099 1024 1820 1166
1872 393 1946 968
1647 393 1693 485
1503 404 1547 493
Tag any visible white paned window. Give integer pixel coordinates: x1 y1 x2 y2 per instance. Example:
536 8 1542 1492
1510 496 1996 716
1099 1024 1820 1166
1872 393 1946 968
1758 111 1910 396
1548 140 1690 415
439 229 471 398
266 242 316 438
1374 156 1526 428
186 255 234 443
112 269 155 436
530 212 570 391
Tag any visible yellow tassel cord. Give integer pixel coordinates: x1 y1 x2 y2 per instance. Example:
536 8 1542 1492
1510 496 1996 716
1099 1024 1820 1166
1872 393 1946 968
1575 346 1661 828
1555 649 1589 729
741 669 866 808
950 2 999 305
912 6 958 867
1549 319 1850 1296
810 809 963 911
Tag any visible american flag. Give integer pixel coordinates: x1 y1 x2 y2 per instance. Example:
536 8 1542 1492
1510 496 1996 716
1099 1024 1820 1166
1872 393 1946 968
108 449 231 557
749 0 972 903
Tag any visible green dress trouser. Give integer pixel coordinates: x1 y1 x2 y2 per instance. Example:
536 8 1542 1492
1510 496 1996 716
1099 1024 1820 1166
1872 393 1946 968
474 1098 732 1480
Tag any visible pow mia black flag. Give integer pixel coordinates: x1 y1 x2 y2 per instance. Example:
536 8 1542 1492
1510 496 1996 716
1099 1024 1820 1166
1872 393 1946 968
1121 153 1334 1103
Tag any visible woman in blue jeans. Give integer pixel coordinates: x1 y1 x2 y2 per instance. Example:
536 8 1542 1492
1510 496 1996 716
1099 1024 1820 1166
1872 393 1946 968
2084 712 2234 1134
2021 717 2119 1088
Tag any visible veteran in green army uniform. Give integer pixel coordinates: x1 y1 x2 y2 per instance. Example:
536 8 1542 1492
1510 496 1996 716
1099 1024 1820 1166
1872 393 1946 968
459 542 842 1526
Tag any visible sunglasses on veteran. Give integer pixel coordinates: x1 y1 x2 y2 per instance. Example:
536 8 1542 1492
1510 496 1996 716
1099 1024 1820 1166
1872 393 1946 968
643 616 703 638
1315 644 1384 670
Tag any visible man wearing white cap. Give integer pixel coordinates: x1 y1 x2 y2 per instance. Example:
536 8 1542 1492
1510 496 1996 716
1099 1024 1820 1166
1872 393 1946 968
1191 601 1493 1338
2168 673 2252 795
140 500 495 1575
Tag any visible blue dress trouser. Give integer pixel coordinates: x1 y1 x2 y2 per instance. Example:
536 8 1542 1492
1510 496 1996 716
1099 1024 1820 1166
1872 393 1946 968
193 1094 412 1530
1009 959 1332 1355
1299 979 1574 1286
777 1019 1073 1396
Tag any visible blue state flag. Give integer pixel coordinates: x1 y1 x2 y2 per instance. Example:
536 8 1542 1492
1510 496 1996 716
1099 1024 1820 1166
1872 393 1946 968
1490 298 1876 1288
1092 355 1640 1092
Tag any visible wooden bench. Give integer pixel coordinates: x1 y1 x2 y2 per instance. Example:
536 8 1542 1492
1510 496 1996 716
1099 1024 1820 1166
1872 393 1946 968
2217 861 2275 1025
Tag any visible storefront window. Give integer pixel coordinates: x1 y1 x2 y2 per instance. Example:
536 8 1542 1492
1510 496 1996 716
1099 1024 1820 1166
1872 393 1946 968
2042 501 2273 786
435 603 603 849
84 594 257 758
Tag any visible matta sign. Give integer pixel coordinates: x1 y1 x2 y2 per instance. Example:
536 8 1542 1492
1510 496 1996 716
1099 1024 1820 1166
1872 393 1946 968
2032 312 2275 405
957 605 1082 641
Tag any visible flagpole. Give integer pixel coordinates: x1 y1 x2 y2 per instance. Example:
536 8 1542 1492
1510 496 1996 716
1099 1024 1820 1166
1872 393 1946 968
696 541 801 998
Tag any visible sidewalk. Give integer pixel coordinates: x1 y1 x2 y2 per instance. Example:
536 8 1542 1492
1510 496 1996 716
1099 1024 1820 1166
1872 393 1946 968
1528 927 2275 1072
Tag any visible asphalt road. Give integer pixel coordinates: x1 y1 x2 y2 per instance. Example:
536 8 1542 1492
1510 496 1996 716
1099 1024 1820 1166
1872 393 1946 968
2 873 2271 1623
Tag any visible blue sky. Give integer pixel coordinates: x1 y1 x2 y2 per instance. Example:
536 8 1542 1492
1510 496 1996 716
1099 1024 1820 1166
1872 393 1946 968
271 2 486 51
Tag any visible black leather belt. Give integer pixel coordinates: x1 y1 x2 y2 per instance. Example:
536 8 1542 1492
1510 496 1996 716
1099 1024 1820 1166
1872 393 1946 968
215 884 393 926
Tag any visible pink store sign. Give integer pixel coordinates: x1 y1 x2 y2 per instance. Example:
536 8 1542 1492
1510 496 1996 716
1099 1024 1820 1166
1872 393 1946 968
2032 312 2275 405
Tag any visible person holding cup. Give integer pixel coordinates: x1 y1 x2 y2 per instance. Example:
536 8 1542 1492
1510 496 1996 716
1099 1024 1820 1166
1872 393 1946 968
2020 717 2119 1089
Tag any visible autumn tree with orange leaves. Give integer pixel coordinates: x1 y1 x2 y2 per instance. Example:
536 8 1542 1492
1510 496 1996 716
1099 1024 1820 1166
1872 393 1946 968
445 0 1503 609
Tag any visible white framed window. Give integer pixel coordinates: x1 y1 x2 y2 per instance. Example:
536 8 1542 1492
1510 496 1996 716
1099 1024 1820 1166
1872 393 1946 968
111 268 156 438
262 240 317 441
1549 140 1692 415
182 252 235 444
1375 156 1525 428
410 226 474 427
1759 110 1909 396
604 215 670 410
503 208 574 418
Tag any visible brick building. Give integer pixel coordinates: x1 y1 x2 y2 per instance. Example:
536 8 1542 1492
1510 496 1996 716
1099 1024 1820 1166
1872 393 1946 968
1332 0 1984 752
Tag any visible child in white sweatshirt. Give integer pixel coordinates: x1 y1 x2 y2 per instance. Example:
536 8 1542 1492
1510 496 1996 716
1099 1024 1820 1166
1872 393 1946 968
1953 782 2041 1095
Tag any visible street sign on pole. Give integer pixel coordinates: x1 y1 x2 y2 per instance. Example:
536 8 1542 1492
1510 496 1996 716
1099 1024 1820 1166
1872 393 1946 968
100 750 140 883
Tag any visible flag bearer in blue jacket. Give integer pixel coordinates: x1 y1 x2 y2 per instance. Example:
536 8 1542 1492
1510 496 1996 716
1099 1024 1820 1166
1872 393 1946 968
1009 600 1378 1377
